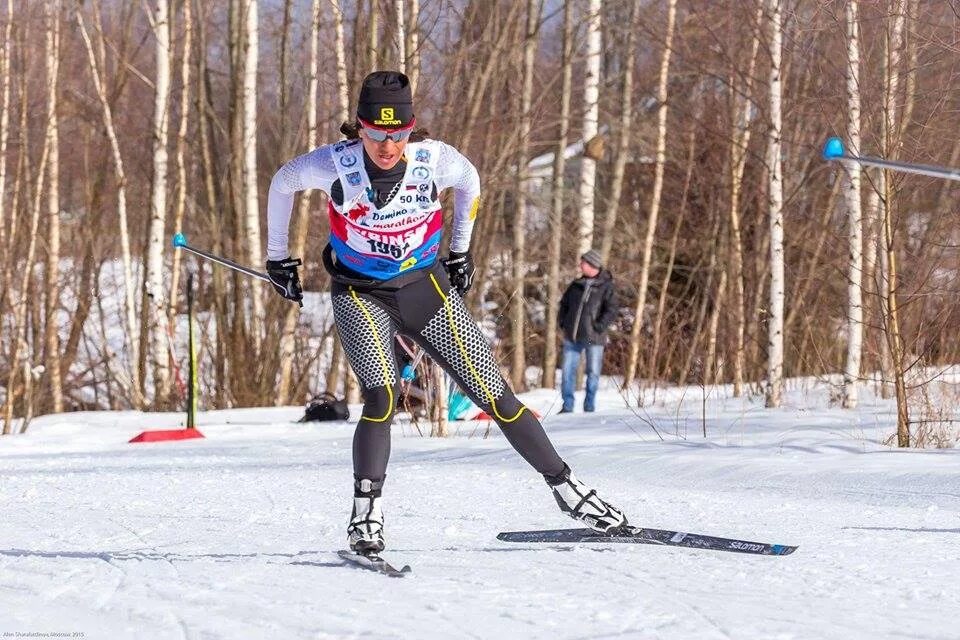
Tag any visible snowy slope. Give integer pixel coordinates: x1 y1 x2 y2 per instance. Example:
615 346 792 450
1 382 958 639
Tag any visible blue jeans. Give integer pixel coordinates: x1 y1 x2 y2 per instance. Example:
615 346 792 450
560 339 604 412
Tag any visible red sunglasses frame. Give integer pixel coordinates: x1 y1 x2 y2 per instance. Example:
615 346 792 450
358 116 416 142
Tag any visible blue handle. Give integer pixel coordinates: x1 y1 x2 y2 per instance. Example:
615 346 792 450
822 137 845 160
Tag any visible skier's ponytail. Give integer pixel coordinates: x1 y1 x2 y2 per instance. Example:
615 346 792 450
340 121 361 139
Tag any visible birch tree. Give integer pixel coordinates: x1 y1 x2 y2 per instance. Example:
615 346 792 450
43 0 63 413
764 0 785 408
576 0 601 253
541 0 573 390
145 0 173 405
623 0 676 392
242 0 263 345
169 0 193 335
841 0 864 409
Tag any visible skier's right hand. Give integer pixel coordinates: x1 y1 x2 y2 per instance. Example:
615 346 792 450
443 251 475 296
265 257 304 303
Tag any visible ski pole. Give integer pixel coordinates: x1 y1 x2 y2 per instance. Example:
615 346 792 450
396 335 425 381
172 233 303 307
403 348 426 381
822 137 960 182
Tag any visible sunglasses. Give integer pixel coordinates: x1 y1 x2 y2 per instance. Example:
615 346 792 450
358 117 415 143
363 127 412 143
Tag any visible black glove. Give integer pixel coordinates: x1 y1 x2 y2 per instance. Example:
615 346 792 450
443 251 475 296
265 257 303 303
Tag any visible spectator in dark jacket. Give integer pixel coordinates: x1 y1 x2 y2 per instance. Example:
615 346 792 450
557 249 618 413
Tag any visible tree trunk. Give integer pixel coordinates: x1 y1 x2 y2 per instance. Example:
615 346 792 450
727 3 763 397
145 0 173 406
169 0 193 339
195 0 228 407
540 0 573 390
43 0 63 414
623 0 676 391
841 0 864 409
509 0 539 391
881 0 910 446
277 0 320 405
764 0 785 408
2 44 29 434
242 0 263 348
861 183 881 387
277 0 292 155
599 0 640 265
328 0 351 400
368 0 378 71
0 0 11 273
576 0 602 253
332 0 349 121
430 369 448 437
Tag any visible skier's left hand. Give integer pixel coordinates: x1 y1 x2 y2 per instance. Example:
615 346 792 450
443 251 475 296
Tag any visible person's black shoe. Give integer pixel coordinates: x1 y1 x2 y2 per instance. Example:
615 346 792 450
558 407 573 414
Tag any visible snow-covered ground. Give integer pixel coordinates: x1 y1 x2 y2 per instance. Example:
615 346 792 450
1 381 958 639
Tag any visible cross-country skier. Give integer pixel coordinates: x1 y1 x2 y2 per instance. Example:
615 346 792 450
265 71 627 555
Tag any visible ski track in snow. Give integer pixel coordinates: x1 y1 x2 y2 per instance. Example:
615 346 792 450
1 385 958 639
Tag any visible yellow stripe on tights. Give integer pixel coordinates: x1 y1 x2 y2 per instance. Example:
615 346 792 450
428 274 524 423
349 287 394 422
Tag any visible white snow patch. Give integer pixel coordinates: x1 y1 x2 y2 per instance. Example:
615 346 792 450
0 381 958 638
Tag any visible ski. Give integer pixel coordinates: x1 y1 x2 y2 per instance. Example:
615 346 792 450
497 526 797 556
337 550 412 577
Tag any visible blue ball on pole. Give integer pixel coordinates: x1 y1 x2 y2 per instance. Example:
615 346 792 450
172 232 188 248
822 137 845 160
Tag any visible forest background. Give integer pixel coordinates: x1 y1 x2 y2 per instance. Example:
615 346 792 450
2 0 958 447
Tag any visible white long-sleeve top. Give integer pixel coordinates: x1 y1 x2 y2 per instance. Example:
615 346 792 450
266 138 480 278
